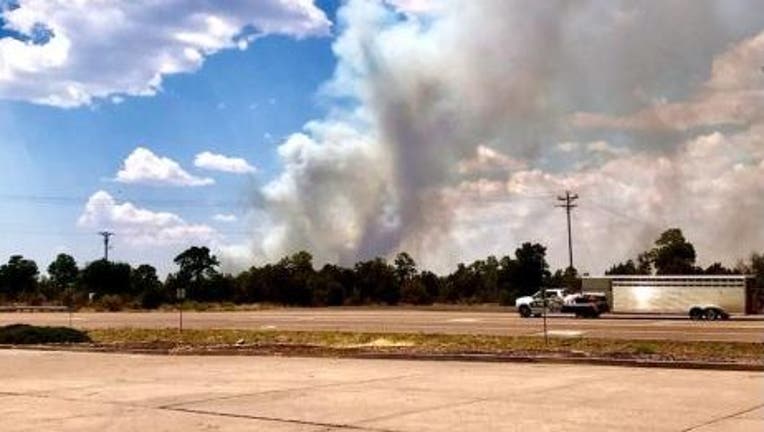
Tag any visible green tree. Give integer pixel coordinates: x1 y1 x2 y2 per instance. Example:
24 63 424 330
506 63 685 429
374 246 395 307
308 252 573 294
419 270 441 302
704 262 733 275
132 264 165 308
0 255 40 301
394 252 417 284
443 263 477 302
47 253 79 291
740 253 764 288
316 264 350 306
605 259 642 275
548 266 580 291
174 246 220 283
509 243 550 297
650 228 697 274
271 251 315 306
79 259 132 298
173 246 220 301
400 278 430 305
353 258 398 305
636 252 653 274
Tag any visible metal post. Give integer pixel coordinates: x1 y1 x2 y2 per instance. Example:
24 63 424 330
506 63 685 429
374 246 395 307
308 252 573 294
176 288 185 335
179 301 183 334
542 287 548 345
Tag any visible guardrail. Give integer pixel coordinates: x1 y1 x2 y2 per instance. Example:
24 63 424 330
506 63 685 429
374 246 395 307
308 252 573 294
0 305 69 312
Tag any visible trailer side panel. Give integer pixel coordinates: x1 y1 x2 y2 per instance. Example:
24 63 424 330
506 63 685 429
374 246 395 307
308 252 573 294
611 277 746 314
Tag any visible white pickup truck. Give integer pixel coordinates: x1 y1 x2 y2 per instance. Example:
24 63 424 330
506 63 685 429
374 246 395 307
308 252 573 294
515 288 566 318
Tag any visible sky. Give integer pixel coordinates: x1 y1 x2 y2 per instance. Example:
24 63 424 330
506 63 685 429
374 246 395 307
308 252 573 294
0 0 763 276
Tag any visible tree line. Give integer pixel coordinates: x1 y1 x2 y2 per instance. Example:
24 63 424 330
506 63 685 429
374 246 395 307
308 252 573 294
1 229 762 310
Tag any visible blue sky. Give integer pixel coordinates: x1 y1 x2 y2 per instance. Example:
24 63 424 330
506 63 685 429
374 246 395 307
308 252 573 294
0 0 341 272
1 1 763 275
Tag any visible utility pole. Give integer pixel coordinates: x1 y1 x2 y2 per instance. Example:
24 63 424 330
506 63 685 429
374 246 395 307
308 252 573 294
98 231 114 261
556 190 579 273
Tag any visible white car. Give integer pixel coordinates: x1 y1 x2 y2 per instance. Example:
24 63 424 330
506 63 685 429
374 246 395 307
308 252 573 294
515 288 566 318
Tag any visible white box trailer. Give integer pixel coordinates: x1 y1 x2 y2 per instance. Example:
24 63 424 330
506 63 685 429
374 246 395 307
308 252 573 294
582 275 761 320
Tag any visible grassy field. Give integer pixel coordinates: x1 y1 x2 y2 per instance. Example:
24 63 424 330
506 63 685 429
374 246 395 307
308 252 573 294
86 328 764 364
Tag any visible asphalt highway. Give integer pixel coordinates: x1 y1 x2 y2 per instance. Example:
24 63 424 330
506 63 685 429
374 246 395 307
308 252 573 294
2 309 763 342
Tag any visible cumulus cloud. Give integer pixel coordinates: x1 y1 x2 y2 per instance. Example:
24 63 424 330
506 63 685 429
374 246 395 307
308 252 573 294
213 213 238 223
77 190 217 246
385 0 438 13
0 0 330 107
251 0 764 272
194 151 256 174
116 147 214 187
457 145 526 176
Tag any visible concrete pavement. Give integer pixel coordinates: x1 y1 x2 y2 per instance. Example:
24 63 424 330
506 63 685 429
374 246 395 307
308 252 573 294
2 309 763 342
0 349 762 431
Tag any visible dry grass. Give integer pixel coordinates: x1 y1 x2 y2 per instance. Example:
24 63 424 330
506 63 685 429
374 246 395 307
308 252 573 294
86 328 764 363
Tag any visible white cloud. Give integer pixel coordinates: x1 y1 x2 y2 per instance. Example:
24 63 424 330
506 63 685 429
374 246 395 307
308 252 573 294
0 0 330 107
213 213 238 223
385 0 438 14
115 147 213 187
77 190 217 246
194 151 256 174
457 145 526 175
556 140 628 157
556 142 579 153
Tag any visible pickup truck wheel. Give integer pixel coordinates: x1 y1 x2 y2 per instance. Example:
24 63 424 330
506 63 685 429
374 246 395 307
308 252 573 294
704 308 719 321
519 305 531 318
689 308 703 320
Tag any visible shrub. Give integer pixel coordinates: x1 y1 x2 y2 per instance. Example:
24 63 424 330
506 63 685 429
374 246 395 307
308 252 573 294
98 294 125 311
0 324 90 344
633 342 658 355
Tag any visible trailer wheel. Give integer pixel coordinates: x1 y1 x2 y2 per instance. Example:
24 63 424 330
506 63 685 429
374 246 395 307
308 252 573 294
519 305 532 318
689 308 704 320
704 308 719 321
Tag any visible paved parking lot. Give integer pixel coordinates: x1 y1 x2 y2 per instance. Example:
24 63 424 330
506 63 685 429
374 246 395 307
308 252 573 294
2 309 763 342
1 349 762 431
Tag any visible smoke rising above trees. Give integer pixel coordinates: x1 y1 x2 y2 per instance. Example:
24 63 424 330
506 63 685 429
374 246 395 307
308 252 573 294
247 0 764 274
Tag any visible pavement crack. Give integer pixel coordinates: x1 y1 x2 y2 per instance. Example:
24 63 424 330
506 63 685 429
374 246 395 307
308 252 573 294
680 402 764 431
158 372 425 410
355 396 493 425
160 406 399 432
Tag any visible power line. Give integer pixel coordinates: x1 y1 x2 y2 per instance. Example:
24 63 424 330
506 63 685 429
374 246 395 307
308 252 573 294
584 198 665 230
0 193 247 208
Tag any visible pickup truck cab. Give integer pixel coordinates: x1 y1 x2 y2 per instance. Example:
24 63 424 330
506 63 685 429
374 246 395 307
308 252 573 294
515 288 566 318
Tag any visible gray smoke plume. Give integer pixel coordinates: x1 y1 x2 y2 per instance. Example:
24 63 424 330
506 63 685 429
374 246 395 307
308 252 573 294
251 0 764 273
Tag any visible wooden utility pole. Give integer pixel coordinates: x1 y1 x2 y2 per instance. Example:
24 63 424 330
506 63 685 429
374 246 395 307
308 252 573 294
556 191 578 272
98 231 114 261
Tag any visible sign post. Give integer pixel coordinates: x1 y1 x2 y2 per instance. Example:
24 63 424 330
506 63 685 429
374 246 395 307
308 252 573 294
541 287 549 345
176 288 186 334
